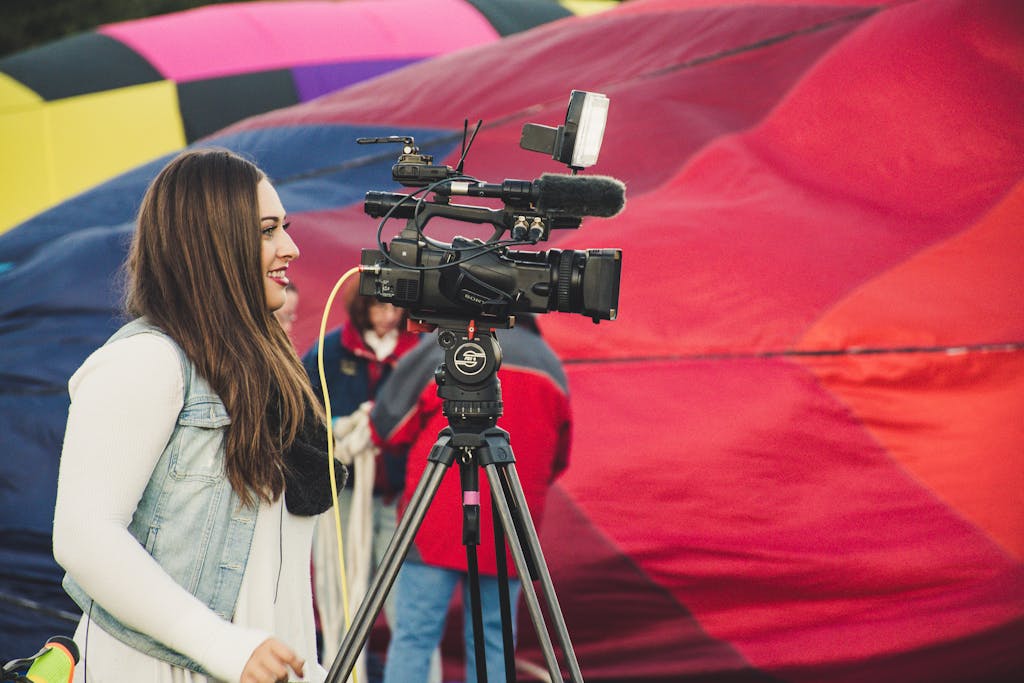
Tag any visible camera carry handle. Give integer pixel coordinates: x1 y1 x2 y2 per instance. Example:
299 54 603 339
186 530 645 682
324 324 584 683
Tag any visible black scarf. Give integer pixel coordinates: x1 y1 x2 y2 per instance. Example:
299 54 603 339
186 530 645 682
270 391 348 516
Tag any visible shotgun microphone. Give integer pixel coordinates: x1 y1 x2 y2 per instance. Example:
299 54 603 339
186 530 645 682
535 173 625 217
437 174 626 218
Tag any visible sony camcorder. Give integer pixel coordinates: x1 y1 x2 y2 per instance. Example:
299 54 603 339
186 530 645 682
357 91 624 327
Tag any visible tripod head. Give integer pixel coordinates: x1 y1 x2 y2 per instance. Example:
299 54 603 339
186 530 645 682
433 323 504 433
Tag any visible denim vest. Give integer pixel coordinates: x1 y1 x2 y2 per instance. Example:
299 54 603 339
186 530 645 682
62 318 258 675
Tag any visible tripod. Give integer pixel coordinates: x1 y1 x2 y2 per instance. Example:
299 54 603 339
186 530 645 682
325 322 583 683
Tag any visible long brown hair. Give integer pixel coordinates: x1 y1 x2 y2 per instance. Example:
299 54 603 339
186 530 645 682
126 148 322 507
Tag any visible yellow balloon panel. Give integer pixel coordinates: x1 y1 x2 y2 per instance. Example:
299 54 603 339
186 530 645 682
0 106 53 230
0 72 43 110
48 82 186 215
559 0 620 16
0 80 187 234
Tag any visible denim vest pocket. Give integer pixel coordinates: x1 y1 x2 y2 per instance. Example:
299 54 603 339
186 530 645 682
143 525 159 554
169 394 231 482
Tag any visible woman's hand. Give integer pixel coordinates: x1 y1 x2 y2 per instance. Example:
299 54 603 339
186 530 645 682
240 638 305 683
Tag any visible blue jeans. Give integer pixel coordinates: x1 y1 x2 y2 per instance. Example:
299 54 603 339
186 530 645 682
382 560 522 683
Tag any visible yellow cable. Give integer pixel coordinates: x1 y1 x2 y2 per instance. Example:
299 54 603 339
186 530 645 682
316 265 360 682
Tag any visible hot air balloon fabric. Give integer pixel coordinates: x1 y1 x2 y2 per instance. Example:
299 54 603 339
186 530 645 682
1 0 1021 680
0 0 615 234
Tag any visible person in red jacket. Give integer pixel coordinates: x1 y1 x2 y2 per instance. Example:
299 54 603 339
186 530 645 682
371 315 572 683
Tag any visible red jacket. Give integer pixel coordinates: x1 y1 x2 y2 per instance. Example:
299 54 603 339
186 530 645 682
370 326 572 576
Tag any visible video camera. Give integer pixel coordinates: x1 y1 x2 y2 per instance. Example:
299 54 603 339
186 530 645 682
357 90 624 327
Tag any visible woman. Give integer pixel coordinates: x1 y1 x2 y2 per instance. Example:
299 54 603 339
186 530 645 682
53 148 342 683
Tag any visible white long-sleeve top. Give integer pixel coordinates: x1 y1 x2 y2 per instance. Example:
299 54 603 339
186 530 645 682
53 334 325 683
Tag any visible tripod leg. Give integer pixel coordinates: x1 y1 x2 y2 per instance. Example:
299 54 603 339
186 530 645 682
492 498 517 683
325 459 448 683
466 546 489 683
461 458 489 683
482 463 585 683
501 463 584 682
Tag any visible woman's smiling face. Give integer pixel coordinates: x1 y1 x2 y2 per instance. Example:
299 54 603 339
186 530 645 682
258 177 298 312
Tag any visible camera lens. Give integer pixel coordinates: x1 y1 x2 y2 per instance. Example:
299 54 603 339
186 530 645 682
550 248 621 321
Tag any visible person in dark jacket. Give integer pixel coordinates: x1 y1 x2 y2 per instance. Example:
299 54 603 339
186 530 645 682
301 287 419 668
372 316 572 683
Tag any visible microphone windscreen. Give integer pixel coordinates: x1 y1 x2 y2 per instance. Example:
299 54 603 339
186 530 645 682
536 174 626 218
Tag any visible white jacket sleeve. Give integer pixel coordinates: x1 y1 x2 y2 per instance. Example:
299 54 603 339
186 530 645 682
52 334 268 683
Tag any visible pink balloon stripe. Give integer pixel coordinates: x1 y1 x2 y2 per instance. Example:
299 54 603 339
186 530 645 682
98 0 499 82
